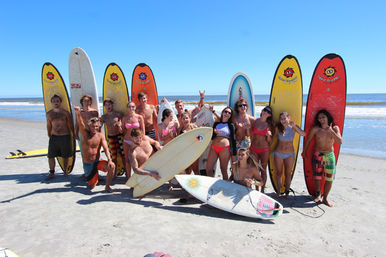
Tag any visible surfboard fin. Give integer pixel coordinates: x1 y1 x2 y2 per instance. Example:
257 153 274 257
17 149 27 155
9 152 16 156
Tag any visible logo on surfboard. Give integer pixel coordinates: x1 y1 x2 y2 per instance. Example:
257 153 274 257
110 73 119 81
278 67 298 85
283 67 294 78
139 72 147 81
318 66 339 83
47 72 54 80
324 66 336 77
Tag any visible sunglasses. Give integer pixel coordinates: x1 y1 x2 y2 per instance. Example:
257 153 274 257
223 110 232 115
238 104 247 108
262 108 272 114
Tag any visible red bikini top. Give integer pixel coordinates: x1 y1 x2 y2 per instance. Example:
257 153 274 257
253 126 268 136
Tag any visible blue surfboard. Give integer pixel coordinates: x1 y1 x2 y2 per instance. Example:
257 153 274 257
227 73 255 117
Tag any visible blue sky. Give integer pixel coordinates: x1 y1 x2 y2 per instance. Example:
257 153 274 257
0 1 385 97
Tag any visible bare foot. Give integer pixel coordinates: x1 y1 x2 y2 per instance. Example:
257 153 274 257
323 198 334 207
105 186 114 193
314 194 322 203
90 182 97 190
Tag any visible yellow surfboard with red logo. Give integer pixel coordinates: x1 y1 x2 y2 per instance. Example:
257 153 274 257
268 55 303 194
103 63 129 176
41 62 76 173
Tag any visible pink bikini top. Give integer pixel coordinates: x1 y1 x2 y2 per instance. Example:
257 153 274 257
161 125 176 137
125 122 140 129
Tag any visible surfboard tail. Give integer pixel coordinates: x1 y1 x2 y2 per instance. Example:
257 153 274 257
125 175 138 188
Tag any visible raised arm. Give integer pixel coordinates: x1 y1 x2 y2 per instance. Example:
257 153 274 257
74 106 87 138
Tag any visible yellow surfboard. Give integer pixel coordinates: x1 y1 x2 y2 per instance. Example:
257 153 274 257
5 147 80 159
103 63 129 176
41 63 76 173
268 55 303 194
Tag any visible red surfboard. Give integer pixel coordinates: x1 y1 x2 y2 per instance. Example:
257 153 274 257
303 54 346 196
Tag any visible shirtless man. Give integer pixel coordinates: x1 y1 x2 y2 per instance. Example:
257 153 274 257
100 98 124 175
135 92 158 140
128 128 162 180
233 98 255 149
74 105 115 193
46 94 74 179
175 90 205 125
302 109 342 207
75 94 99 140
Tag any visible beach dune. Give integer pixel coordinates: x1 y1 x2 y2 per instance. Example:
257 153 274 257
0 117 385 257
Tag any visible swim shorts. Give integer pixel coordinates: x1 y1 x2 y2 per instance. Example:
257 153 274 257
312 151 336 182
145 129 157 140
84 160 109 187
48 134 72 158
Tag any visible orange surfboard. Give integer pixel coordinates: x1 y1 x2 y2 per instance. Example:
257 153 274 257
131 63 159 137
303 54 346 196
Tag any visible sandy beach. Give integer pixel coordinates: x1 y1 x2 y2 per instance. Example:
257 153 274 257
1 117 385 257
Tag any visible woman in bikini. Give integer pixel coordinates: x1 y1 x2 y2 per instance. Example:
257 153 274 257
158 108 179 146
230 148 263 189
179 111 199 175
233 98 255 149
121 102 145 178
249 106 273 193
273 112 305 198
206 106 237 180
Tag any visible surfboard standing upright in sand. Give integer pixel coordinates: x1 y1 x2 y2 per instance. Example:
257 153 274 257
175 174 283 219
126 127 212 197
268 55 303 194
228 72 255 117
303 53 346 196
103 63 130 176
42 62 76 173
69 47 99 125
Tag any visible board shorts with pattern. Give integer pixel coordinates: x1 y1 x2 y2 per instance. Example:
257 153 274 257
236 138 251 150
84 160 108 187
146 129 156 140
107 134 124 163
312 151 336 182
48 134 72 158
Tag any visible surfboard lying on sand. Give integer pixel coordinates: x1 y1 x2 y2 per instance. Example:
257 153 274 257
268 55 303 194
126 127 212 197
303 53 346 196
175 174 283 219
0 247 19 257
5 147 80 159
103 63 129 176
227 72 255 117
42 62 76 173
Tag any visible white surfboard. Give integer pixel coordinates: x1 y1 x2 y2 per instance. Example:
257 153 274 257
126 127 212 197
157 99 178 125
175 175 283 219
69 47 99 117
196 105 216 173
227 72 255 117
0 247 19 257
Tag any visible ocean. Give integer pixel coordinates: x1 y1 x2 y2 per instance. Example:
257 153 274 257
0 94 385 158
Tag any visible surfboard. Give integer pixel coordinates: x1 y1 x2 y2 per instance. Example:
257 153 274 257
5 147 80 159
126 127 212 197
42 62 76 173
195 105 216 174
103 63 130 176
268 55 303 194
303 53 346 196
69 47 99 120
0 247 19 257
175 175 283 219
157 98 178 125
227 73 255 117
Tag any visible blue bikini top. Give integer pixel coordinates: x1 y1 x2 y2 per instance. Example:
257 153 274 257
278 127 294 141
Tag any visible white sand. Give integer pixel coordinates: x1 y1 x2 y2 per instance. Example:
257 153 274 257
1 117 385 257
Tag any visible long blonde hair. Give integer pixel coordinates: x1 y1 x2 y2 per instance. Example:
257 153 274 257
237 148 263 171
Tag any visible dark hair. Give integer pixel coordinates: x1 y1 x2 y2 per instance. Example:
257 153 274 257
138 92 147 100
234 98 248 114
131 128 143 137
314 109 335 127
80 94 93 106
277 112 289 135
162 109 172 122
220 106 234 123
262 106 274 132
50 94 62 102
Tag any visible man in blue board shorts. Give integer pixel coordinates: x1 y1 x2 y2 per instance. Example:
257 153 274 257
45 94 74 179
